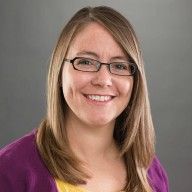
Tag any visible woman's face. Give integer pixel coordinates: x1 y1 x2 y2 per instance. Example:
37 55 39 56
61 22 133 128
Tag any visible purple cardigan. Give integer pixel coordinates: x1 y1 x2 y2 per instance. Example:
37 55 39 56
0 131 169 192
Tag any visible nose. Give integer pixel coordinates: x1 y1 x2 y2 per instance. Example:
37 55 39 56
91 65 112 87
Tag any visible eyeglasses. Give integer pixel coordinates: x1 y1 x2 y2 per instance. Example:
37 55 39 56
64 57 137 76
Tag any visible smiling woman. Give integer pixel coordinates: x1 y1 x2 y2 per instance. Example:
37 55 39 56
0 6 169 192
61 22 134 129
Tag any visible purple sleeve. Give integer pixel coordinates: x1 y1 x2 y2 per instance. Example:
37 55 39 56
0 132 58 192
148 156 169 192
0 141 27 191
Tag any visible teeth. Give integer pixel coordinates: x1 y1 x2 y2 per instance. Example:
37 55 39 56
87 95 112 102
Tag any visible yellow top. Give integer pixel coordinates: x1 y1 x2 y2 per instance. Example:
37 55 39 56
55 179 87 192
55 179 126 192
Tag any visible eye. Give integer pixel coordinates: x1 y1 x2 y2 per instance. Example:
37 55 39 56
77 58 93 65
112 63 129 70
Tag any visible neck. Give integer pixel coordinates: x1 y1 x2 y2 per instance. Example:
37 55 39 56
65 113 119 163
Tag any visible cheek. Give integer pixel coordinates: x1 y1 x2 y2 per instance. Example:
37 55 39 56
61 67 74 100
61 69 90 99
117 79 134 111
62 80 72 99
119 79 133 99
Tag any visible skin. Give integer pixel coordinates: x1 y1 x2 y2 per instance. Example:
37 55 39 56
61 22 133 192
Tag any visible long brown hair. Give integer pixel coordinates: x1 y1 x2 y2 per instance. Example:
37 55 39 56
36 6 155 191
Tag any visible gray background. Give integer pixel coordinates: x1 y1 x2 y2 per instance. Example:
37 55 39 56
0 0 191 191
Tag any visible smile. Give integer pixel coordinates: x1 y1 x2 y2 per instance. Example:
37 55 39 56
85 95 113 102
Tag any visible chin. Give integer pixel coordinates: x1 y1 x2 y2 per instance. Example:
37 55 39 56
85 117 115 128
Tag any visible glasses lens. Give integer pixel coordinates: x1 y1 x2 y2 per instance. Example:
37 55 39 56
73 58 98 72
110 62 136 76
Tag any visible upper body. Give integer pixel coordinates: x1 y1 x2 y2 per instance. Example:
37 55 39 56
0 131 168 192
1 6 169 192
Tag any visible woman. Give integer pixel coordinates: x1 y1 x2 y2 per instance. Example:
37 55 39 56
0 6 169 192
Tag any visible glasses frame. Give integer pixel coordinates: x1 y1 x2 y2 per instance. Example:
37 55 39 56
64 57 138 76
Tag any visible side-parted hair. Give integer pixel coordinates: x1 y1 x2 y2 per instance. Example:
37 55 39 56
36 6 155 192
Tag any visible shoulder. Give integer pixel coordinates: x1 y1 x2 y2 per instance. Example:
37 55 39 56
0 131 38 169
0 131 36 191
0 131 36 168
148 156 169 192
0 130 57 192
1 131 35 154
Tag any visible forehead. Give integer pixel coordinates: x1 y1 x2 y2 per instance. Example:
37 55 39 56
67 22 127 59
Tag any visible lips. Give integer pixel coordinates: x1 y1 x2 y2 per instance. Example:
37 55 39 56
84 94 114 102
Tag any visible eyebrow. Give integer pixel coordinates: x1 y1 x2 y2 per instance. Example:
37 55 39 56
76 51 98 58
76 51 128 61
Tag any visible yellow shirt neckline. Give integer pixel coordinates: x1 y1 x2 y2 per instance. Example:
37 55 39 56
55 179 126 192
55 179 88 192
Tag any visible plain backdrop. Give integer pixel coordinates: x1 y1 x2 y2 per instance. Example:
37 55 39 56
0 0 191 191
